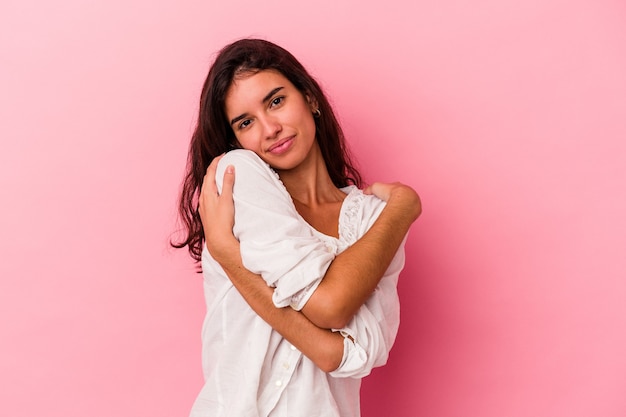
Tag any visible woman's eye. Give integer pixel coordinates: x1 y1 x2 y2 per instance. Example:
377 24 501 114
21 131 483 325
270 96 284 107
238 119 251 129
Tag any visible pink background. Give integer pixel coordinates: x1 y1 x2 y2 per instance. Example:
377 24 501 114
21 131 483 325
2 1 625 416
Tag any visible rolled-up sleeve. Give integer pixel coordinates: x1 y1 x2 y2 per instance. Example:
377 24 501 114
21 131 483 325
215 150 334 310
329 236 406 378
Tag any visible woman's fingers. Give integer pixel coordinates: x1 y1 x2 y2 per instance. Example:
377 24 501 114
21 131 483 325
364 182 398 201
199 154 225 220
198 155 238 260
221 165 235 200
203 154 225 194
198 154 236 224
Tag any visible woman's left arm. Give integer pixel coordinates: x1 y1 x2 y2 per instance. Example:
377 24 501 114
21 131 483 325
201 155 408 376
203 150 419 330
200 158 345 372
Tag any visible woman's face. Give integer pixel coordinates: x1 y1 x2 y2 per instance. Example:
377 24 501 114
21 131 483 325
224 69 318 171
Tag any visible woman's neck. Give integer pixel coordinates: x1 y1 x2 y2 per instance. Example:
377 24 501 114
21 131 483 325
275 143 346 208
275 143 347 237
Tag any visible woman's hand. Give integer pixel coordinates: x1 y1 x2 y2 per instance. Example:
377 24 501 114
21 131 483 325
199 155 345 371
364 182 422 222
301 181 421 329
198 155 239 263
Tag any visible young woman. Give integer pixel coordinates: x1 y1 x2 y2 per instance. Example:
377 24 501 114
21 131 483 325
174 38 421 416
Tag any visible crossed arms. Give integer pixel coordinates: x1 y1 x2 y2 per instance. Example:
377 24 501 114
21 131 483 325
199 150 421 373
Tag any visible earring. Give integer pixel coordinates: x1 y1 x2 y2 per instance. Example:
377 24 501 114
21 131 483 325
314 108 321 118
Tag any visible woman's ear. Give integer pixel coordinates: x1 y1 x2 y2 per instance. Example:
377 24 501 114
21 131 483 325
305 94 319 113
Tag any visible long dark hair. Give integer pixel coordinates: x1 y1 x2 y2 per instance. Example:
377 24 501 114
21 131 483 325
172 38 362 262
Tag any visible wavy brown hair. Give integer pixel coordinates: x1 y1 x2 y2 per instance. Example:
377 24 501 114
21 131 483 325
172 38 362 263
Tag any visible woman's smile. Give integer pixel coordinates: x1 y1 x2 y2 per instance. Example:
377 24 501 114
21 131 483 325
267 135 295 155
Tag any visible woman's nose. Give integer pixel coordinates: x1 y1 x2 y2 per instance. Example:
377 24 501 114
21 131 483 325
260 114 282 139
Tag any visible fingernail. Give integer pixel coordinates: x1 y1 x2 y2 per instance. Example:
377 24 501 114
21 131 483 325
226 165 234 174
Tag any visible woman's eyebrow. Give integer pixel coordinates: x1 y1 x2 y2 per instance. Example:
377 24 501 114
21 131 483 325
262 87 284 103
230 113 247 126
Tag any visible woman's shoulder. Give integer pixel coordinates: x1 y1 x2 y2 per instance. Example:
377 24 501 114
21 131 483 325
216 149 290 199
217 149 280 182
220 149 266 167
341 185 386 212
339 186 386 240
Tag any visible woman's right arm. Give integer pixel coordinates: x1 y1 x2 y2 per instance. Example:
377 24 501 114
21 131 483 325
212 242 346 373
200 159 345 372
207 150 420 329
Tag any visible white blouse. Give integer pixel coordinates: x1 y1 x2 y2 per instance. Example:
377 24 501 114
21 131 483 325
189 150 406 417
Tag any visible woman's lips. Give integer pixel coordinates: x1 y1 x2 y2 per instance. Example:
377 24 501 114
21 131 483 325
268 136 294 155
